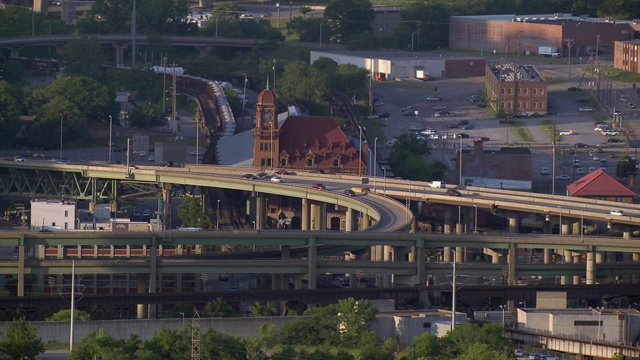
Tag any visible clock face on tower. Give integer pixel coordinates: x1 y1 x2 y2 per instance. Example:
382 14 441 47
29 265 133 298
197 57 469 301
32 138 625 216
262 111 273 123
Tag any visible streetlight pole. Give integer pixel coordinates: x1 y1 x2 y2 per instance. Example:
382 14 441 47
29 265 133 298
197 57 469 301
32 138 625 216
474 205 478 234
358 126 363 177
69 260 76 352
580 209 584 242
459 135 463 186
179 312 185 327
500 305 506 335
108 115 113 163
319 20 325 48
216 199 220 230
597 307 603 341
242 73 248 131
252 220 256 230
276 2 280 28
373 138 378 191
31 8 35 37
195 117 199 165
59 113 64 161
451 250 457 331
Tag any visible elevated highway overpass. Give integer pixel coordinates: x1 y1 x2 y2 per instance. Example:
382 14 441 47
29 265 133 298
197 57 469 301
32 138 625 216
0 161 640 305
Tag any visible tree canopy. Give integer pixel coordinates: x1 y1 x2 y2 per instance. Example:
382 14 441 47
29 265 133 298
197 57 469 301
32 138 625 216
389 133 447 181
0 318 45 360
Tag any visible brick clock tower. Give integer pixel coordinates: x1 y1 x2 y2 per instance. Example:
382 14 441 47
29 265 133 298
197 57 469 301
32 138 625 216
252 88 279 168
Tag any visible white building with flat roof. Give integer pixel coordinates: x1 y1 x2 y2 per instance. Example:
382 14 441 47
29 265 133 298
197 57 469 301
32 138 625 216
30 199 76 231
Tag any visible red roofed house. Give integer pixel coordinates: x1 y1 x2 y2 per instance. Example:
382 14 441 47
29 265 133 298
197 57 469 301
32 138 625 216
252 87 365 175
566 169 637 203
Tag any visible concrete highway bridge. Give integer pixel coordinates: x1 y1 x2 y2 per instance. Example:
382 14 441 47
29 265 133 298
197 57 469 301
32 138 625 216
1 161 640 304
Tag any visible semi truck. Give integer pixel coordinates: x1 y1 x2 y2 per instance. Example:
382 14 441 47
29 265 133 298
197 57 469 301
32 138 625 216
538 46 560 57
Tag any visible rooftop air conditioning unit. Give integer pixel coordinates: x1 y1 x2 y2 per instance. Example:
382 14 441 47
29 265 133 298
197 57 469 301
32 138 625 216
553 13 563 18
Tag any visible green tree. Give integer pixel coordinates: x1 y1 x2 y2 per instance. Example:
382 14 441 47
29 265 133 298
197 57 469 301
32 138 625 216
87 0 192 35
286 16 323 42
0 318 45 360
69 329 136 360
127 104 165 129
46 309 91 321
176 196 215 228
59 37 107 78
0 81 23 149
138 327 190 359
200 328 247 360
334 298 378 347
248 301 274 317
324 0 374 44
204 297 236 317
616 154 637 179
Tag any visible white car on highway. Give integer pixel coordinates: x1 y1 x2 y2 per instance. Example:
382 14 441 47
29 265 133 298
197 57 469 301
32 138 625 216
270 176 284 183
579 107 594 112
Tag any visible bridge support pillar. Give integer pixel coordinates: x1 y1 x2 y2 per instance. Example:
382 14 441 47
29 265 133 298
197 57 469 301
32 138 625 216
361 213 370 230
136 275 149 319
572 253 581 284
507 248 516 286
415 241 426 286
586 251 596 284
113 43 128 66
444 208 454 234
310 202 320 230
307 238 318 290
345 208 354 232
623 229 632 240
561 250 573 285
633 253 640 283
443 247 452 262
381 245 394 287
507 215 519 234
255 194 267 230
57 245 64 259
455 247 464 263
543 249 551 264
301 199 310 230
162 184 172 230
484 249 501 264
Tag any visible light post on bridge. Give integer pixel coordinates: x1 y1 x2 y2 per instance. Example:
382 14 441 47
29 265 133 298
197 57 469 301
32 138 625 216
373 138 378 191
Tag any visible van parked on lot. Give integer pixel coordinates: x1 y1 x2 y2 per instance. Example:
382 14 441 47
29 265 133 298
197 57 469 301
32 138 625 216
429 181 446 188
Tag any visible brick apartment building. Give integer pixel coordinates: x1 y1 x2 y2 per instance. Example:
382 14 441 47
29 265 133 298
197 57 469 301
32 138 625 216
485 63 548 115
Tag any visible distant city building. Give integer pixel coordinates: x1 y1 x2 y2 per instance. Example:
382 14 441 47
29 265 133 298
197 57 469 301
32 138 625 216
460 141 532 190
614 40 640 74
485 62 548 115
30 198 77 231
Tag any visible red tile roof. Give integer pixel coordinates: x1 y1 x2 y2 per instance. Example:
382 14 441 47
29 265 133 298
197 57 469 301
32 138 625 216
566 168 637 197
278 116 362 169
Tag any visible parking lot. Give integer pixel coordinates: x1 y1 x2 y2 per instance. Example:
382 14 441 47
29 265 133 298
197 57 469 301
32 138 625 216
369 61 638 193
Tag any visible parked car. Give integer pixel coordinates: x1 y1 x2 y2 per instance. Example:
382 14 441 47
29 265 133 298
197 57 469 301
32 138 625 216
458 120 469 126
461 124 475 130
477 136 490 142
607 138 623 143
499 118 515 124
574 143 589 148
540 167 549 175
579 107 594 112
453 110 466 116
576 167 584 174
558 130 573 136
434 111 450 117
610 209 625 216
401 105 416 113
13 156 26 162
602 130 620 136
378 112 390 118
455 133 470 139
432 105 447 111
567 86 580 91
374 100 384 106
426 96 442 101
476 103 488 108
242 173 257 179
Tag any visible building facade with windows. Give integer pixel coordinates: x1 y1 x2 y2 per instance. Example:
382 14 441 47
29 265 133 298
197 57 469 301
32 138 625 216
30 198 77 231
252 88 365 175
485 63 548 115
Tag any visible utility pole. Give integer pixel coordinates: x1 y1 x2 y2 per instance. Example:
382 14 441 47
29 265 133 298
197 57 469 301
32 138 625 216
566 39 573 82
191 308 201 360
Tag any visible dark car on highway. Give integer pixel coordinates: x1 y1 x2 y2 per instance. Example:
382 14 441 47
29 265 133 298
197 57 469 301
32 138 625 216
344 189 356 196
446 189 461 196
312 183 326 190
574 143 589 148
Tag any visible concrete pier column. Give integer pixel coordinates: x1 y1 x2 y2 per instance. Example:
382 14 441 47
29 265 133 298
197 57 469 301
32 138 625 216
507 215 519 234
361 213 370 230
507 248 517 286
585 251 596 284
309 202 319 230
455 206 463 234
255 194 266 230
573 253 581 285
301 199 310 230
443 247 452 262
415 239 426 286
455 247 463 263
596 252 604 264
543 249 551 264
17 245 25 297
136 275 149 319
319 203 327 230
307 237 317 289
381 245 394 287
345 208 355 232
561 250 573 285
162 184 172 230
633 253 640 283
444 208 454 234
113 44 128 65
